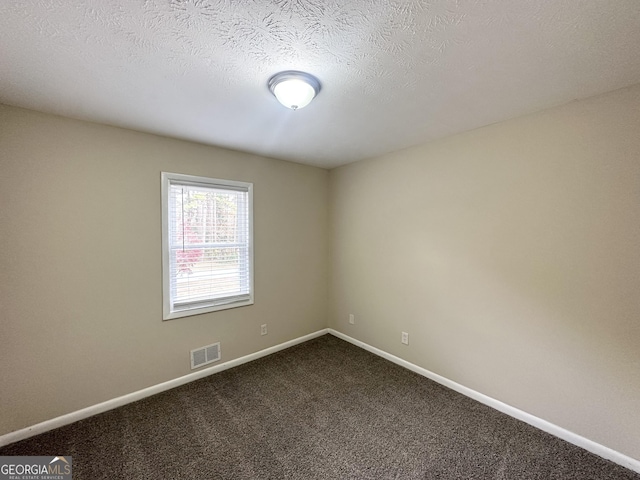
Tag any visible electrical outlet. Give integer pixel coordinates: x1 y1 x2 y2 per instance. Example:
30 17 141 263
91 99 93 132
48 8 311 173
261 324 268 336
349 314 355 325
401 332 409 345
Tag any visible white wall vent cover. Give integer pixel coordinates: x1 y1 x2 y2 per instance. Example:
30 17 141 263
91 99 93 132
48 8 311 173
190 342 221 370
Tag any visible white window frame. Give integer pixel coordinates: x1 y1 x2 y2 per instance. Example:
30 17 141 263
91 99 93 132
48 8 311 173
161 172 254 320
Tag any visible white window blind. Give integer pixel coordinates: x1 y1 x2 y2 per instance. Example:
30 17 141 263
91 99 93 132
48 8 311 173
162 172 253 320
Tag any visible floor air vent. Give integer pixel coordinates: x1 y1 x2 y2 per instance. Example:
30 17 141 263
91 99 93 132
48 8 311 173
190 342 221 370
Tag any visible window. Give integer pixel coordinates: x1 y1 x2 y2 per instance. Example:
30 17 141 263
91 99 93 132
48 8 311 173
161 172 253 320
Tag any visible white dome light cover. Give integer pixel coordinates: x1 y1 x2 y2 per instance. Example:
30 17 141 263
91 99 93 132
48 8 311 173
268 71 321 110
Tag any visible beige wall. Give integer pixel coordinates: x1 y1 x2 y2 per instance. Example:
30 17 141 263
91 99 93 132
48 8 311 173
329 84 640 459
0 104 329 436
2 83 640 461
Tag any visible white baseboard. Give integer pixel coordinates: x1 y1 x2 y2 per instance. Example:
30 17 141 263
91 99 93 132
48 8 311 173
4 327 638 474
0 328 329 448
328 328 640 474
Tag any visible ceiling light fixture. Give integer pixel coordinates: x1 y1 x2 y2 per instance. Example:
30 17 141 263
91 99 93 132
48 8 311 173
268 71 321 110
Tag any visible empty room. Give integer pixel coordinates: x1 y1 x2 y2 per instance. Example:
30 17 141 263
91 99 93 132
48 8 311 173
1 1 639 479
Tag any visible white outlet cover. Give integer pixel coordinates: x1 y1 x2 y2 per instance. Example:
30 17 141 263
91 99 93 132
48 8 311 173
401 332 409 345
349 314 355 325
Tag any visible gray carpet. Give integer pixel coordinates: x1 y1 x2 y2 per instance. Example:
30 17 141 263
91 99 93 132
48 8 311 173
1 334 638 479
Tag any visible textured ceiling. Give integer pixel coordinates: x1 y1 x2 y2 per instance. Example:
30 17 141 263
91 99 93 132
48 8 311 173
1 1 640 168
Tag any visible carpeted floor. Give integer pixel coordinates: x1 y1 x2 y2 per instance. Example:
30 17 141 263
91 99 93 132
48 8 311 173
1 334 638 479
